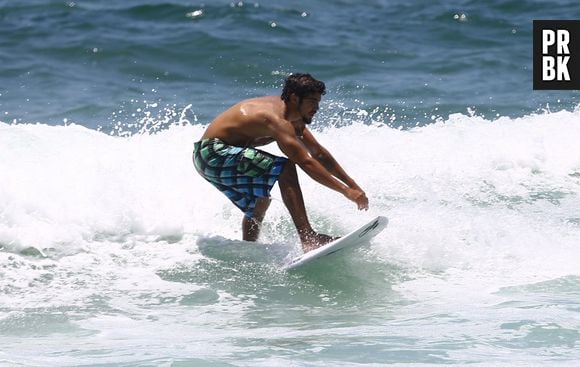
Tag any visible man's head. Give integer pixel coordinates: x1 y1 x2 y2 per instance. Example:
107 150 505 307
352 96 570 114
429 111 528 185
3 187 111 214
281 73 326 124
281 73 326 103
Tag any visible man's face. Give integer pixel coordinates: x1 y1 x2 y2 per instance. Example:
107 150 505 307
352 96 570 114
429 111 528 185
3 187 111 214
298 93 321 124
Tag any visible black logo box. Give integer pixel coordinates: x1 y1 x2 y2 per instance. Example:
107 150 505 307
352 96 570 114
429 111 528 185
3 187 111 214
533 20 580 90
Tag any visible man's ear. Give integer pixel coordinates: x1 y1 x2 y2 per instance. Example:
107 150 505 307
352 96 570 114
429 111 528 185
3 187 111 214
289 93 300 106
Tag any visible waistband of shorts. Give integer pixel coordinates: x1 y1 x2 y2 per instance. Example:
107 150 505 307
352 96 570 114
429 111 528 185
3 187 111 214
194 138 226 149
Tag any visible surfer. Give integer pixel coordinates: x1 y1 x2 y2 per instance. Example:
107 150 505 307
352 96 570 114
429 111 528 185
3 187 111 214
193 73 368 252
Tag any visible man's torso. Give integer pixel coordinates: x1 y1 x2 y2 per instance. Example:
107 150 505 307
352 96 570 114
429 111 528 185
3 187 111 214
201 96 287 147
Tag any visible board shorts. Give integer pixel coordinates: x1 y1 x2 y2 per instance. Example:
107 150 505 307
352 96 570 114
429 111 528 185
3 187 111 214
193 138 288 217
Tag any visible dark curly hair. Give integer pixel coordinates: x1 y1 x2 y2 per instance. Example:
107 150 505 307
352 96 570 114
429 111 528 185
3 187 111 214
281 73 326 103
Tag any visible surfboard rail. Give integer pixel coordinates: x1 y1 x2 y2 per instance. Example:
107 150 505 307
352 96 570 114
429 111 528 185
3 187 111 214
284 216 388 270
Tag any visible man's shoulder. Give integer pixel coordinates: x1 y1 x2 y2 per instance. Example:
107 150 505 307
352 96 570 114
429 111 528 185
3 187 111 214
240 96 282 110
240 97 284 120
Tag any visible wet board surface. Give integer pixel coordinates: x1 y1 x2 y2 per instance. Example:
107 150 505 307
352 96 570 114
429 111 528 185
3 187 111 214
284 216 388 270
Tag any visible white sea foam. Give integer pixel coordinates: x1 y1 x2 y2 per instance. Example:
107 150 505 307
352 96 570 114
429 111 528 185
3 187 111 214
1 110 579 366
1 109 579 274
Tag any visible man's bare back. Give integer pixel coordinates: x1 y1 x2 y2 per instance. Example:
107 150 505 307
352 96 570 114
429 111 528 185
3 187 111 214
202 96 295 148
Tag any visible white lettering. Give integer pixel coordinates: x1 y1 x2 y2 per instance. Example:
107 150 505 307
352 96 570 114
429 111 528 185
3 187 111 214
557 30 570 54
543 56 555 80
557 56 570 81
543 30 555 54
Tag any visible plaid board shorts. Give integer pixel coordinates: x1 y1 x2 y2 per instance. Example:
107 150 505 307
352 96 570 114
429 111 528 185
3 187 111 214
193 138 288 217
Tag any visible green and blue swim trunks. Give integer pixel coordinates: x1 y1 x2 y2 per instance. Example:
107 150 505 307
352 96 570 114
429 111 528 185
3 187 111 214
193 138 288 217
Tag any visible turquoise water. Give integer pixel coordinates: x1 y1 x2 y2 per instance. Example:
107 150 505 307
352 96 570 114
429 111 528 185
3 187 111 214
1 0 579 130
1 1 580 366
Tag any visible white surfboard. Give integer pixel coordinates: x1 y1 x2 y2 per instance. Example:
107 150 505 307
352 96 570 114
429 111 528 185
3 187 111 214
284 216 388 270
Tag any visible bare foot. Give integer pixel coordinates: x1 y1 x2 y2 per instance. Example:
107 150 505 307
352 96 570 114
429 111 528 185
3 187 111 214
301 232 341 253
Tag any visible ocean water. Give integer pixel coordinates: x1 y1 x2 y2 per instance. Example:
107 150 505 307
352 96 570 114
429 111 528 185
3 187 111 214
1 1 580 366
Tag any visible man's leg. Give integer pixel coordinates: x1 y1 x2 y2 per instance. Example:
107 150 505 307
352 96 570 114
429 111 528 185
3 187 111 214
242 197 271 241
277 161 337 251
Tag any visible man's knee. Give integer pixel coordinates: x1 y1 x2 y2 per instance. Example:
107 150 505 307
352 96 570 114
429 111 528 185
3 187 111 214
255 197 272 209
252 197 271 220
279 160 297 184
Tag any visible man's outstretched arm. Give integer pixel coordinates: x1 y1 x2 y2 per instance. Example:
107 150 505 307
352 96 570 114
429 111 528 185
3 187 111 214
265 116 367 210
301 128 369 210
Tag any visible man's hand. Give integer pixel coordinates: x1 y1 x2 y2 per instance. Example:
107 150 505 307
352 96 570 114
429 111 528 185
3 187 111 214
345 188 369 211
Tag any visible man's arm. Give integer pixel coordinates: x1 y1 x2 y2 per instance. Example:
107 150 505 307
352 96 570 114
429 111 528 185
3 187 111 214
266 117 368 210
301 128 364 191
270 121 349 194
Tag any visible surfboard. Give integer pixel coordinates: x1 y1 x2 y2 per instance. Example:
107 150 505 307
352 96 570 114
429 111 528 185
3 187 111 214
284 216 388 270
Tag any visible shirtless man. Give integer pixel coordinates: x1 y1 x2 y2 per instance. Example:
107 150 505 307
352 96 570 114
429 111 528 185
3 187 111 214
193 73 368 252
